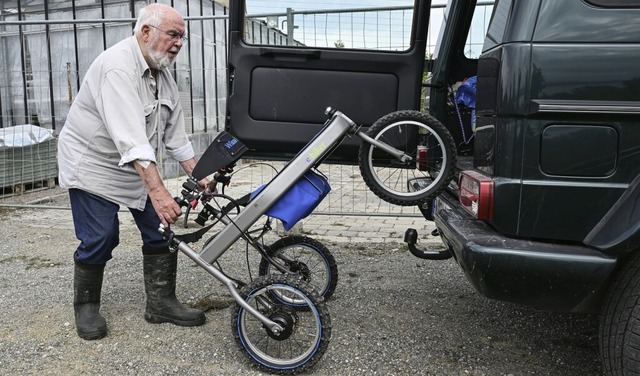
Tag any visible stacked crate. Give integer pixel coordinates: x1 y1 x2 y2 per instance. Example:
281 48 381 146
0 138 58 194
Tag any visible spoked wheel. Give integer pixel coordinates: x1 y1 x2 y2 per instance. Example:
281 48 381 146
231 274 331 374
358 110 456 206
258 235 338 303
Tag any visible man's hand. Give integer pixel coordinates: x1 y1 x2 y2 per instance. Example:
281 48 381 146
148 186 183 227
197 176 211 192
134 161 181 227
179 157 215 193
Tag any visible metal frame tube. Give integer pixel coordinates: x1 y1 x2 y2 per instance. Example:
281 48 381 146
355 129 412 162
172 237 284 333
198 110 356 264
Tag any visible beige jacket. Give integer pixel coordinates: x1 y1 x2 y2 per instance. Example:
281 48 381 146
58 36 194 210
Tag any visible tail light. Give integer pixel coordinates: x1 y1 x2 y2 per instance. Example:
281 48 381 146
458 170 494 220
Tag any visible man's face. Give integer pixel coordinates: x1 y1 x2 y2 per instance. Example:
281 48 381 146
147 17 185 70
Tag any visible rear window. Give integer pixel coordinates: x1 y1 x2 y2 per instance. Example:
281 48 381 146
482 0 512 51
242 0 416 52
584 0 640 7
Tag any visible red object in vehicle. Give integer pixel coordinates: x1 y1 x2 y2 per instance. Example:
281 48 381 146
417 145 427 171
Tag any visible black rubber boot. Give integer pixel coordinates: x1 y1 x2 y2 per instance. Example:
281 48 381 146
74 262 108 340
142 246 205 326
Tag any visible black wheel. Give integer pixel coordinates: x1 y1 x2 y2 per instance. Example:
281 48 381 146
358 110 456 206
259 235 338 302
231 274 331 374
599 252 640 376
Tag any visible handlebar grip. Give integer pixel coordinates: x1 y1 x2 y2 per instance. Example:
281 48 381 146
213 172 232 187
174 197 188 207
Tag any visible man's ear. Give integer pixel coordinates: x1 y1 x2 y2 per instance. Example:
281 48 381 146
141 24 151 39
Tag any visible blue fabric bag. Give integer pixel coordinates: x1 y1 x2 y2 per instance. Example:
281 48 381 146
454 76 477 109
251 170 331 231
454 76 477 142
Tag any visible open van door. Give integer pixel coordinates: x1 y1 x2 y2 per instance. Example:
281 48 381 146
225 0 432 162
425 0 489 157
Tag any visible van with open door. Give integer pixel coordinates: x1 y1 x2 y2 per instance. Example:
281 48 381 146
225 1 640 374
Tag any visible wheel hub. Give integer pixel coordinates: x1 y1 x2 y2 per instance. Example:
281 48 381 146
287 261 311 281
266 312 295 340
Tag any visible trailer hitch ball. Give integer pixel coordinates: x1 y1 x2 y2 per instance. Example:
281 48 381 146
404 228 418 244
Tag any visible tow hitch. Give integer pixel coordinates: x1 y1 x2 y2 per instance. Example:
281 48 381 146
404 228 452 260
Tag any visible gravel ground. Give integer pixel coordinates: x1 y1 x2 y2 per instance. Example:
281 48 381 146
0 196 602 375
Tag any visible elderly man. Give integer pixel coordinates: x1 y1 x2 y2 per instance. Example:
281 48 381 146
58 3 206 340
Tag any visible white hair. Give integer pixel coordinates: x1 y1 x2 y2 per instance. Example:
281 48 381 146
133 5 164 35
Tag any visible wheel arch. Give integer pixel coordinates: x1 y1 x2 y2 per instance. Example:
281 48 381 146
585 172 640 256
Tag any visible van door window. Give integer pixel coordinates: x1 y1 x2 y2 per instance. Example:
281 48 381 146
243 0 416 51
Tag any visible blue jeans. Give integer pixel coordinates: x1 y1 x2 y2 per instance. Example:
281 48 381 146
69 189 168 265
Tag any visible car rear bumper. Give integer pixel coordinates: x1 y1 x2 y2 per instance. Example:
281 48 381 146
434 193 617 313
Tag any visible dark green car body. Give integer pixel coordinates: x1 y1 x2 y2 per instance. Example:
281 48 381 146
432 0 640 314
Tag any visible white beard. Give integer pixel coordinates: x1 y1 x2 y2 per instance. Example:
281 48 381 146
149 50 173 70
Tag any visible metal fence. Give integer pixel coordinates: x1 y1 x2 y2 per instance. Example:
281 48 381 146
0 1 493 217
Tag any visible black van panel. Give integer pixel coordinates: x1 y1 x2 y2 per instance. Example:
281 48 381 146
248 68 398 125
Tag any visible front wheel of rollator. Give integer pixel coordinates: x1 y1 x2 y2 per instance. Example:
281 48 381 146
231 274 331 374
358 110 456 206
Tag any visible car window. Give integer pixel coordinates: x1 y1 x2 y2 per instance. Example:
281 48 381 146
465 1 495 58
584 0 640 7
483 0 511 51
243 0 416 51
430 1 495 60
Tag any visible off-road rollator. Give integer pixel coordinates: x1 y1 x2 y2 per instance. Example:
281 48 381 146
159 107 455 373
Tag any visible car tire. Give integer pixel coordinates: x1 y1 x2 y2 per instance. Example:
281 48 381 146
599 251 640 376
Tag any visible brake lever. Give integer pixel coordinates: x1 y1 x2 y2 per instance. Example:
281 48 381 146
209 163 235 194
174 196 188 207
